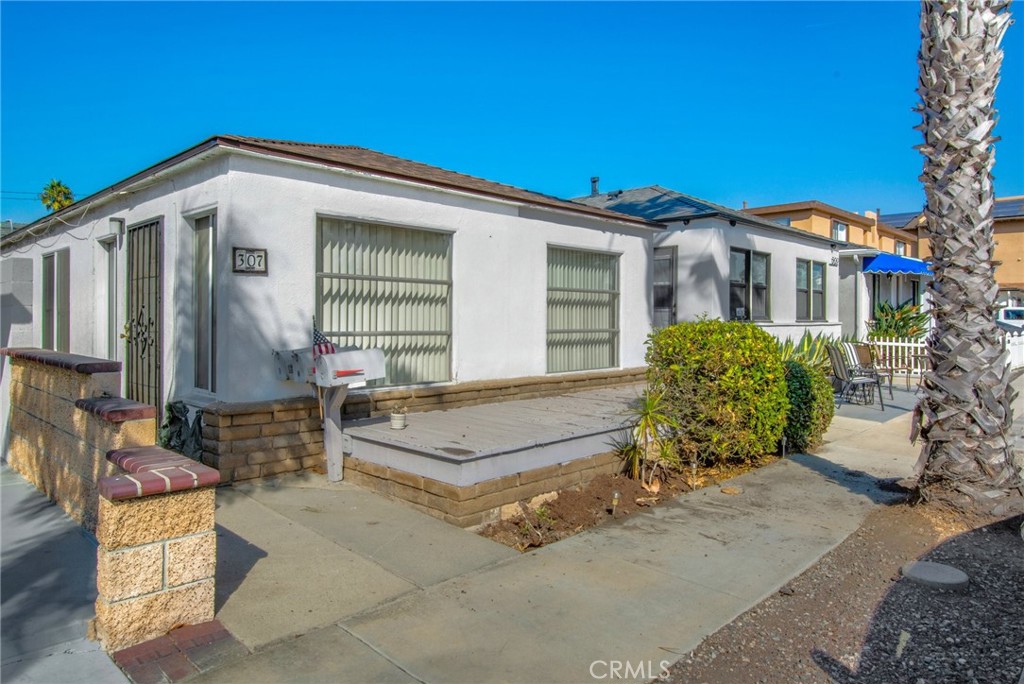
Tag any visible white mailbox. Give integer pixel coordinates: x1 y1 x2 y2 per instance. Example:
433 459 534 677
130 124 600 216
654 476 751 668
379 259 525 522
314 348 386 388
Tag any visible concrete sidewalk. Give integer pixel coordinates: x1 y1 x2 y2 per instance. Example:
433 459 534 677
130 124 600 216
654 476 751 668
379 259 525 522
190 389 922 684
0 465 128 683
3 381 965 684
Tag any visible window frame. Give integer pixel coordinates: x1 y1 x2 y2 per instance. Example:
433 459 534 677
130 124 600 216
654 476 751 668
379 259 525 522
316 216 453 386
546 245 620 373
796 258 827 322
895 241 907 256
729 248 771 321
41 248 70 352
831 221 848 242
192 212 217 393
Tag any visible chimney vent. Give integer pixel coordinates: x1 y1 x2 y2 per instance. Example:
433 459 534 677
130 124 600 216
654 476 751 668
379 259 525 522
742 200 748 209
590 177 600 196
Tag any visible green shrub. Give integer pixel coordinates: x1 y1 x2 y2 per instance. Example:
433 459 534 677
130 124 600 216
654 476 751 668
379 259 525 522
646 319 789 466
782 359 835 452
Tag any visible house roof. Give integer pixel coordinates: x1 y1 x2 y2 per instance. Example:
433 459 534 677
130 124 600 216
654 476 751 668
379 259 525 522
572 186 844 247
880 196 1024 229
742 200 874 227
2 136 659 247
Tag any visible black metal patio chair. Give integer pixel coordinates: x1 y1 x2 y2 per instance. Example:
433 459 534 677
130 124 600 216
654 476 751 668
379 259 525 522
828 344 885 410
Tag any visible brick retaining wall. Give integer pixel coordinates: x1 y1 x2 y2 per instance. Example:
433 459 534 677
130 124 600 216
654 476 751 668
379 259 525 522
344 451 623 528
201 367 644 483
2 349 155 531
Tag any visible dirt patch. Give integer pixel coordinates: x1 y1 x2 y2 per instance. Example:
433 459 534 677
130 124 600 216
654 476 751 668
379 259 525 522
662 502 1024 684
479 458 773 551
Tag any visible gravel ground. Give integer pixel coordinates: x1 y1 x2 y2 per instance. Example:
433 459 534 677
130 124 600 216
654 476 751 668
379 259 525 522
663 501 1024 684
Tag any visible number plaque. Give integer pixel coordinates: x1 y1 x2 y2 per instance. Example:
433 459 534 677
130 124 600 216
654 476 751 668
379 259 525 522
233 247 268 275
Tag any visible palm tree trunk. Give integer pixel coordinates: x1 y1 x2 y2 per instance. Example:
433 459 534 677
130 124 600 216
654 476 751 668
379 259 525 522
914 0 1023 515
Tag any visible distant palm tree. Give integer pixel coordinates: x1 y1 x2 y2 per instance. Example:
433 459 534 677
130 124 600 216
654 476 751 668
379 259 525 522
914 0 1023 515
40 179 74 212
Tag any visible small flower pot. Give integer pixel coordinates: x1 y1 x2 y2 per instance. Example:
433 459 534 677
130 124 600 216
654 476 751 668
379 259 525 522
390 412 407 430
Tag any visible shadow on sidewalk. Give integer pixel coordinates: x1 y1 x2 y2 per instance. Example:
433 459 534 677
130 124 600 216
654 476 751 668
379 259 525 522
212 522 267 613
811 515 1024 683
0 471 98 680
787 452 910 505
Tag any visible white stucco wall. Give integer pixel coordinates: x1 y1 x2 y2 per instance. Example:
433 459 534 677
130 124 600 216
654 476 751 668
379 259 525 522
0 150 654 408
654 217 842 342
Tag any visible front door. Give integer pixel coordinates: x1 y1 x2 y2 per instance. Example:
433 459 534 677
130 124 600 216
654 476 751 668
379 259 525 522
653 247 676 328
125 219 163 415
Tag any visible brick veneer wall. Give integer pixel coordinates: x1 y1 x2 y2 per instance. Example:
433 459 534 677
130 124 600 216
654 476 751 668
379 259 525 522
344 451 623 528
201 367 644 483
2 349 155 531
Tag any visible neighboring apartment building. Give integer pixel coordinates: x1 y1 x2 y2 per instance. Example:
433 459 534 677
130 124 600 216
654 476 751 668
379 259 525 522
882 196 1024 307
743 200 930 339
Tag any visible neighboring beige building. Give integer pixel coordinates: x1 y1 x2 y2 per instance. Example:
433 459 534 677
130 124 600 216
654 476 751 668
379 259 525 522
742 200 929 339
884 196 1024 306
742 200 915 256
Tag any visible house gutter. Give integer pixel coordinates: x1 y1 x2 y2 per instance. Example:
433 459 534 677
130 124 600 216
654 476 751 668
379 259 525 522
659 211 846 248
1 140 225 249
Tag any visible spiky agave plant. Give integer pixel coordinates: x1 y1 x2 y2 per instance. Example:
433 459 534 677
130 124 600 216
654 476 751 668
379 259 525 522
620 388 680 487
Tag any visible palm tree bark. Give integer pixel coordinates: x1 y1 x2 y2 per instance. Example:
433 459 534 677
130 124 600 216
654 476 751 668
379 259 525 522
914 0 1023 515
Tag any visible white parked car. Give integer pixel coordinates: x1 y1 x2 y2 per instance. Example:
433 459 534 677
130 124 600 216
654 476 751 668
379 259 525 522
996 307 1024 330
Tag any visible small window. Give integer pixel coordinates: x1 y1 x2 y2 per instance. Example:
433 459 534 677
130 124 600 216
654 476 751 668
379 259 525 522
42 249 70 351
193 214 216 392
730 248 771 321
797 258 827 321
832 221 848 242
775 217 792 227
895 241 907 256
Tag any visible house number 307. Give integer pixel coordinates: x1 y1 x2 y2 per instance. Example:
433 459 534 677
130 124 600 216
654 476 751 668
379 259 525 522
233 247 268 274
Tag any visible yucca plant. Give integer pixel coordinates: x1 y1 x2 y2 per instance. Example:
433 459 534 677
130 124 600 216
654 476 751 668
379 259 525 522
868 301 930 339
619 388 680 489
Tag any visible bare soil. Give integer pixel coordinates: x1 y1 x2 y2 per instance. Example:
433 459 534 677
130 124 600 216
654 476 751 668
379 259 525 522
662 502 1024 684
479 460 769 551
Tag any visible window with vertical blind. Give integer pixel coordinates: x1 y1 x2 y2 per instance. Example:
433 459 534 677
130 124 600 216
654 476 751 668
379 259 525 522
317 217 452 385
42 249 70 352
547 246 619 373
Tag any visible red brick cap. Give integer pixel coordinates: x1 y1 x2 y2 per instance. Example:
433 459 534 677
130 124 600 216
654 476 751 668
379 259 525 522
75 396 156 423
99 446 219 501
0 347 121 374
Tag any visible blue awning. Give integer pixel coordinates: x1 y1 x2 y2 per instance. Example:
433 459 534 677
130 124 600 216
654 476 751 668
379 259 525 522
863 253 932 276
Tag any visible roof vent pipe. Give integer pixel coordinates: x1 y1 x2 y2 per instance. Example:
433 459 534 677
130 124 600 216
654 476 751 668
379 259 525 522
590 177 600 196
742 200 748 209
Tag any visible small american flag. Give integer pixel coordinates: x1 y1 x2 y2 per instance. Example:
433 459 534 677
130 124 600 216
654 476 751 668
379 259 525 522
312 321 336 361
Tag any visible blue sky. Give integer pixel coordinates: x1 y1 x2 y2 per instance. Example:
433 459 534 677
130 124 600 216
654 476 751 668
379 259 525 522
2 1 1022 225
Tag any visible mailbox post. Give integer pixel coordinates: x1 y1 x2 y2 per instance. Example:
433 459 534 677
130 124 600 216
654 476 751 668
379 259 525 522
275 346 385 482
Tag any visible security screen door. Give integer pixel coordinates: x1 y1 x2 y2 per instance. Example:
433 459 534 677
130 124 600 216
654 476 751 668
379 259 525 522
125 219 163 414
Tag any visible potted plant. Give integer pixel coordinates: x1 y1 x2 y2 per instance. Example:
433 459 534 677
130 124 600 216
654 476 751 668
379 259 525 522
390 405 408 430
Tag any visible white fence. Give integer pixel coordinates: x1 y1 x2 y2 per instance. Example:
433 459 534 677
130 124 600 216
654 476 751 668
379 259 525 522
871 330 1024 375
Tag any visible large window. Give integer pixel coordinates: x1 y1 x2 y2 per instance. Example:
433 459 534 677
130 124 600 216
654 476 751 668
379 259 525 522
832 221 848 242
42 249 70 351
797 259 827 321
317 217 452 385
729 248 770 321
547 247 619 373
193 214 216 392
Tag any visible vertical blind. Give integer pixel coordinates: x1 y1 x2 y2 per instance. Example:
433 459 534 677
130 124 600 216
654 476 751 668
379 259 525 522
547 246 619 373
317 217 452 385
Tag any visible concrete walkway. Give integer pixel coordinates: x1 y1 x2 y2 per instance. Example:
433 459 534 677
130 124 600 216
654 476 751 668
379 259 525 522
190 387 923 683
8 378 999 683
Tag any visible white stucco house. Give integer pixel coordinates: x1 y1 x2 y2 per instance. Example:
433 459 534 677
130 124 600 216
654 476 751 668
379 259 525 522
0 136 661 419
574 185 844 342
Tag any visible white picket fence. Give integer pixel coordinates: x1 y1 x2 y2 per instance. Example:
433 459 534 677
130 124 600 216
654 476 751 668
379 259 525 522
871 330 1024 376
